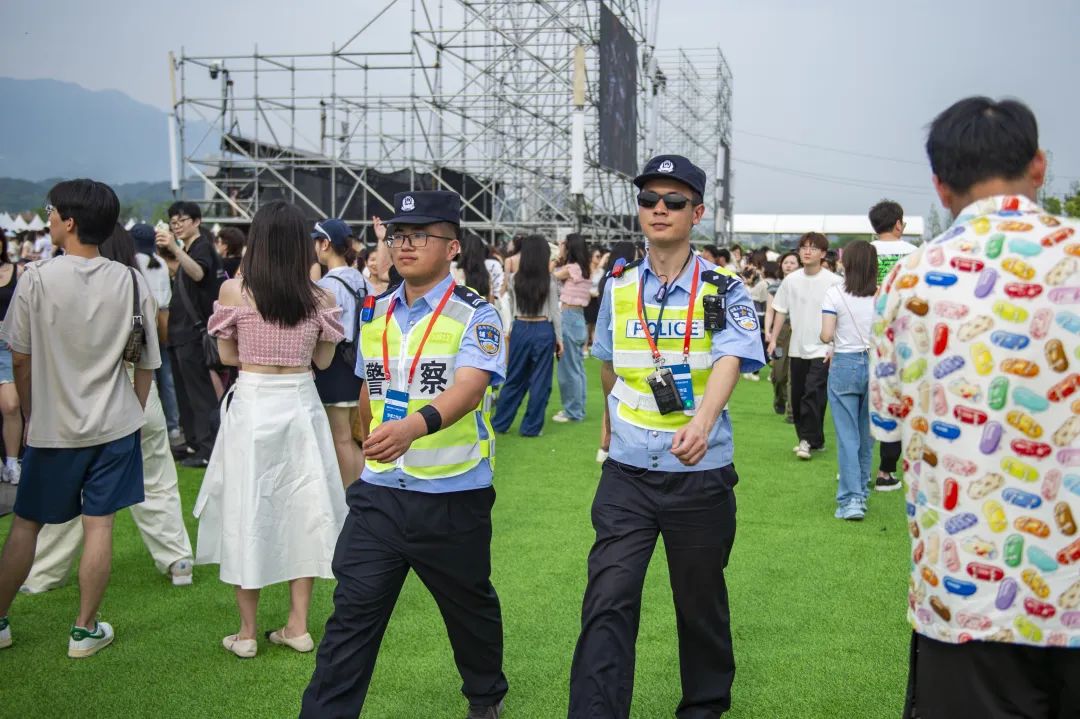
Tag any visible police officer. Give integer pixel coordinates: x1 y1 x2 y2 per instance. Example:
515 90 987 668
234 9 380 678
567 156 765 719
301 191 509 719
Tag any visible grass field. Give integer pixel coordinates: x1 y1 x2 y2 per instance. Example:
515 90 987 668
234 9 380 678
0 360 911 718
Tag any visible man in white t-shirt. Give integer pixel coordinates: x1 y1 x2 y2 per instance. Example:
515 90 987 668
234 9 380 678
33 232 54 261
767 233 841 459
867 200 914 491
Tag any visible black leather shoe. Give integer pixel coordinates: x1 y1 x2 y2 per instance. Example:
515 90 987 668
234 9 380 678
179 456 209 468
466 699 504 719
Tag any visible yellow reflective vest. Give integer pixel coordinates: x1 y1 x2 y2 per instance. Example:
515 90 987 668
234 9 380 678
609 262 736 432
359 285 495 479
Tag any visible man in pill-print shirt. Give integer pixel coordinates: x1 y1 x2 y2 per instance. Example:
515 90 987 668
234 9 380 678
872 97 1080 718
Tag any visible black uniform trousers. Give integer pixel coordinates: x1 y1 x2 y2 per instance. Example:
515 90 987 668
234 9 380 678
568 460 739 719
904 632 1080 719
300 480 508 718
789 357 830 449
168 341 219 459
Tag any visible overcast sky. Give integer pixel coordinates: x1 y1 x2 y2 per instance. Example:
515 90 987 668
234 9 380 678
2 0 1077 218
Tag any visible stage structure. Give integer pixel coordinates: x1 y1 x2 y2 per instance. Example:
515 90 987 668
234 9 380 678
171 0 734 242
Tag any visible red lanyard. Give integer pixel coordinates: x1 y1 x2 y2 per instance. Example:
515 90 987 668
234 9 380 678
382 281 457 389
635 259 700 366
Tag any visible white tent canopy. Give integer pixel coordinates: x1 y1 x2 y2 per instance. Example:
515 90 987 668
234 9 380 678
734 214 925 238
26 214 45 231
0 213 13 231
10 216 29 233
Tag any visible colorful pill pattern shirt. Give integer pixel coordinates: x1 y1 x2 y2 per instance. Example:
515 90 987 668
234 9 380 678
871 195 1080 648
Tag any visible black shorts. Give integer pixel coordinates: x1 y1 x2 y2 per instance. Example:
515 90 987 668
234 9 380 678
14 431 144 524
905 631 1080 719
314 342 363 405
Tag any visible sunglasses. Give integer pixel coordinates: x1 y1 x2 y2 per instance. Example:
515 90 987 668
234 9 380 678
636 190 694 211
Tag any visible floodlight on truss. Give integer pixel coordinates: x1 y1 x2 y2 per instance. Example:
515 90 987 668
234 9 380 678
171 0 734 243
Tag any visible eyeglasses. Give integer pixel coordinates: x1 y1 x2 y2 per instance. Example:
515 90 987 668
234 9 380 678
45 204 55 216
169 216 193 228
637 190 694 211
387 231 456 248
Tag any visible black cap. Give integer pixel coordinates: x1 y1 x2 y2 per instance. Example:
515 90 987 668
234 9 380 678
385 190 461 227
633 155 706 197
130 223 156 255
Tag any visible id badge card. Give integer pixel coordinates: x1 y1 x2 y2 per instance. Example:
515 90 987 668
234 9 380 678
382 389 410 422
668 363 694 411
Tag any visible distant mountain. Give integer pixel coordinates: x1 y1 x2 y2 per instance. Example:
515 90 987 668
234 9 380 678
0 77 213 185
0 177 201 218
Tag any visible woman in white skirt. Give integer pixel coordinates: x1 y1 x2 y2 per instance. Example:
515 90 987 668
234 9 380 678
194 201 347 659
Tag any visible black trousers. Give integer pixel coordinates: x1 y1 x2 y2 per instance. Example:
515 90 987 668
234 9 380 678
879 441 902 473
300 481 508 718
568 460 738 719
905 632 1080 719
168 341 219 459
789 357 829 448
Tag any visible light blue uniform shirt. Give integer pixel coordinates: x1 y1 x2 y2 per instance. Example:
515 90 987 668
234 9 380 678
316 267 373 343
354 273 506 493
592 255 766 472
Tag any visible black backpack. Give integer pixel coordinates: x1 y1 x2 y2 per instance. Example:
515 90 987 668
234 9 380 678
327 275 368 368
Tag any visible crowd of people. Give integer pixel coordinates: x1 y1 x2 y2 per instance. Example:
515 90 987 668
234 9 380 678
0 94 1077 719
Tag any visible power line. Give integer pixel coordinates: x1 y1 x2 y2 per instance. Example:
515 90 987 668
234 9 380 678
734 128 926 166
733 156 936 197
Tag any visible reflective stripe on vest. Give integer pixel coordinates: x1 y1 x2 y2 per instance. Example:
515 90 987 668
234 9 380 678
610 264 723 431
359 293 494 479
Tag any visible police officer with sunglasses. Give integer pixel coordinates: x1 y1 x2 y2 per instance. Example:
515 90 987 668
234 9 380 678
567 155 765 719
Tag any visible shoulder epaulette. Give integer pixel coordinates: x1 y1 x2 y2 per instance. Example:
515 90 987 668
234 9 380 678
608 257 643 279
701 268 742 293
453 284 489 309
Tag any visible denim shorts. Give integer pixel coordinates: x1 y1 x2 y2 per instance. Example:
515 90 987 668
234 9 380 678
14 431 144 524
0 345 13 384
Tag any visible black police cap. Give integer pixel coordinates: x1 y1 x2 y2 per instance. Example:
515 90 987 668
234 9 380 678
385 190 462 227
633 155 707 198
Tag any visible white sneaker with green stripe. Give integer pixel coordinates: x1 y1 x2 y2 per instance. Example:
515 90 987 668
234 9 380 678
68 621 113 658
0 616 10 649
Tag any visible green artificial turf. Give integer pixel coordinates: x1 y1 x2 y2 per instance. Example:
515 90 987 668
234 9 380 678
0 361 910 718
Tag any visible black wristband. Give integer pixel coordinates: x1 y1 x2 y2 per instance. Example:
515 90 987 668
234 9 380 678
417 405 443 435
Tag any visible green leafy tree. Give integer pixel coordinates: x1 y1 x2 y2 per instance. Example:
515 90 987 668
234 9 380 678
925 204 944 239
1065 182 1080 219
1043 196 1063 215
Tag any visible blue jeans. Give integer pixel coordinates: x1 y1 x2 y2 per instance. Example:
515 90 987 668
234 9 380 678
156 345 181 434
558 307 587 420
492 320 555 436
828 352 872 506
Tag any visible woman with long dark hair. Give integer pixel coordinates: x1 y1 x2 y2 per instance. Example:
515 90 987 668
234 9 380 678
194 201 347 658
820 240 878 521
22 224 196 592
552 232 592 423
312 219 373 489
452 233 493 301
0 233 21 486
491 235 562 436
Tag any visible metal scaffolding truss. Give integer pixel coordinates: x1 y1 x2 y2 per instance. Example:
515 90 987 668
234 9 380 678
173 0 733 242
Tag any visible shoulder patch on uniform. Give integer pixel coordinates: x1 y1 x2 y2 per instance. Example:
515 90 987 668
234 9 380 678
453 285 488 308
728 305 758 331
475 323 501 355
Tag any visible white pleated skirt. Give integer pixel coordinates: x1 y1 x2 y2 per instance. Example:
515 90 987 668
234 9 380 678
194 371 346 589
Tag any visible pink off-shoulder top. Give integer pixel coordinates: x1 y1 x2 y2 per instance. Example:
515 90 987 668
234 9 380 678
208 300 345 367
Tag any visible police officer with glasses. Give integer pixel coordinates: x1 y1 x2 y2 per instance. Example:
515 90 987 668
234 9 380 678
301 191 508 719
567 155 765 719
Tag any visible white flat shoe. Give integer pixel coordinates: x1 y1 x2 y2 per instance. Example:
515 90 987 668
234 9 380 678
266 628 314 653
222 634 257 658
